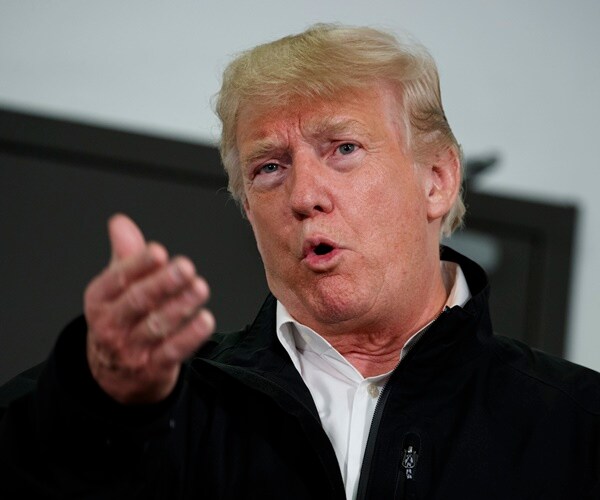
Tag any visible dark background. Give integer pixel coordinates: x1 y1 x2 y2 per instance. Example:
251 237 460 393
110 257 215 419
0 108 577 385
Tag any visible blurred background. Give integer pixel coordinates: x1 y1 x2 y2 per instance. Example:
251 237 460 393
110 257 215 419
1 0 598 383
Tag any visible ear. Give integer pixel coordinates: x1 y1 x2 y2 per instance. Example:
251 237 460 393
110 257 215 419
423 146 461 222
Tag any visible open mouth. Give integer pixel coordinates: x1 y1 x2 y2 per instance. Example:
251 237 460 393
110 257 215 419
302 237 340 266
313 243 334 256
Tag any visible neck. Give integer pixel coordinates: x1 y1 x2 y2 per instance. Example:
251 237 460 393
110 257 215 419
323 302 445 377
317 267 450 377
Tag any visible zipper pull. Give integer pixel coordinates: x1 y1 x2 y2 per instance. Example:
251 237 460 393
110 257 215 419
402 445 419 480
395 432 421 499
401 433 420 481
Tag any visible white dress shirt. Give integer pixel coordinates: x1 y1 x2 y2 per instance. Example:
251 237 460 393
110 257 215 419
276 261 471 500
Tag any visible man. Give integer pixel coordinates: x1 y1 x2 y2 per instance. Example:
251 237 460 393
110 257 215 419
1 24 599 499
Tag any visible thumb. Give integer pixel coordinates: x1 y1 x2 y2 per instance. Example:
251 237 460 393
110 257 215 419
108 213 146 263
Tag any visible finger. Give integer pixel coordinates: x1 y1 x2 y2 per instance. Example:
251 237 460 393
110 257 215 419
113 256 197 326
86 242 169 303
132 277 210 343
108 213 147 263
151 309 215 369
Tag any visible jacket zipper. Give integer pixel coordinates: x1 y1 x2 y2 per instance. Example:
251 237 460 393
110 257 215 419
355 362 394 500
355 308 448 499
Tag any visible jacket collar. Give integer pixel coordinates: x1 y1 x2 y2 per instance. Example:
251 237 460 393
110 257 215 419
197 245 492 403
198 292 320 418
390 246 493 390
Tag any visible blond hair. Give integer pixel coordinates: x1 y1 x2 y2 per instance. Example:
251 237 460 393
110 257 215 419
215 23 464 236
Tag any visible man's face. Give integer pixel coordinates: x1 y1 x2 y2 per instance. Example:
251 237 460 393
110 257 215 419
237 85 445 334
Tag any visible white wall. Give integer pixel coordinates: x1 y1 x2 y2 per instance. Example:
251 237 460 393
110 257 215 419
1 0 598 370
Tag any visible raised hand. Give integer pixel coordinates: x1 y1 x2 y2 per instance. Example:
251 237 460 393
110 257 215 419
84 214 215 404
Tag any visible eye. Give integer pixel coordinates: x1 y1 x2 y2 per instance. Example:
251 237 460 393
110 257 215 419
337 143 356 155
259 163 279 174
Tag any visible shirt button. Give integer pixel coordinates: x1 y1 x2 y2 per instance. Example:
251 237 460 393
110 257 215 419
367 383 380 398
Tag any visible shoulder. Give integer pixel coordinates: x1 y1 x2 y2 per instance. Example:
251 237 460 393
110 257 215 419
196 329 249 361
0 362 46 414
487 334 600 416
193 293 278 364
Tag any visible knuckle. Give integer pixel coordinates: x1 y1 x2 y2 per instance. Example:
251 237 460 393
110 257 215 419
181 290 200 310
112 266 128 294
125 282 149 313
146 311 168 339
181 278 210 307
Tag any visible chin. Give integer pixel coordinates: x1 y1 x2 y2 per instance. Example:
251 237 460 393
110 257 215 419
294 277 375 327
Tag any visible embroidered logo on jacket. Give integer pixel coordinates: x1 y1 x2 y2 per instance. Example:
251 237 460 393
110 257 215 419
402 445 419 479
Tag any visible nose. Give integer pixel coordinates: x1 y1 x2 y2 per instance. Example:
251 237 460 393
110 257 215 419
288 155 334 220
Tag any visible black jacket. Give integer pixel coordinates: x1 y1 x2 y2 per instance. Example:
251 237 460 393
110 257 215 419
1 248 599 499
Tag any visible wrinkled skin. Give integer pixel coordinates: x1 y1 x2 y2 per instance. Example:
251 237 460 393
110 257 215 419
238 84 460 375
85 214 215 404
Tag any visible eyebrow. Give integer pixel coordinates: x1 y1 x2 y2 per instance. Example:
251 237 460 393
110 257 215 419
238 116 376 168
304 117 375 141
239 138 286 169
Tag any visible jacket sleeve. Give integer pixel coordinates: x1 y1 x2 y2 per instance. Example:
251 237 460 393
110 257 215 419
0 315 198 499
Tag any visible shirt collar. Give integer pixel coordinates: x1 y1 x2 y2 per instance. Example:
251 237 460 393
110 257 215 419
276 262 471 376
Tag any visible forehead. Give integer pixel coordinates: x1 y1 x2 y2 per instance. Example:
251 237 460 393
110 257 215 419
235 85 402 152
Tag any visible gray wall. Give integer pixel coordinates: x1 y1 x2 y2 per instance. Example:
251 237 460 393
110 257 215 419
0 111 268 384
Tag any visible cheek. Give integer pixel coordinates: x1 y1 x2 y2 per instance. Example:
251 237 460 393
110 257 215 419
245 203 268 258
247 207 290 262
360 171 428 242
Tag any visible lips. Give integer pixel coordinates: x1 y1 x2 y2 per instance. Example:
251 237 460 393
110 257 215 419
302 236 337 257
301 236 341 270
